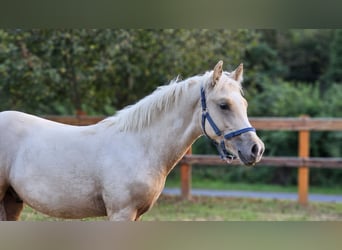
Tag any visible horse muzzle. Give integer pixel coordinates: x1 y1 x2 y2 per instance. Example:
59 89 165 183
236 137 265 166
222 130 264 166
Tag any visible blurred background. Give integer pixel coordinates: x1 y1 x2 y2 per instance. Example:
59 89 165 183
0 29 341 191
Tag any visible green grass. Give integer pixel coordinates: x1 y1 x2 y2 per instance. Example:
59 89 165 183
144 195 342 221
20 195 342 221
165 178 342 195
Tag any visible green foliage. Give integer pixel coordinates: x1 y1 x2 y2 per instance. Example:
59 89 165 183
0 29 257 114
273 30 331 83
247 79 322 117
322 29 342 84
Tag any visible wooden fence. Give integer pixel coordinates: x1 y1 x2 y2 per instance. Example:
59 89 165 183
179 116 342 205
45 115 342 205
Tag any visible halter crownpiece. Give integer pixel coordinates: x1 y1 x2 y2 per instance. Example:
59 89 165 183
200 86 256 163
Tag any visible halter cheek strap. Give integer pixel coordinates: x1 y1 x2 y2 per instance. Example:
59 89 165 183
200 86 256 162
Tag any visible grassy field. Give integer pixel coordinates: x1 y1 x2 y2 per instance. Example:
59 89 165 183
19 195 342 221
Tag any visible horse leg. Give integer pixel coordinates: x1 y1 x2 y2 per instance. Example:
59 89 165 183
0 180 8 220
106 204 152 221
0 201 6 220
3 187 24 221
0 198 23 221
106 206 138 221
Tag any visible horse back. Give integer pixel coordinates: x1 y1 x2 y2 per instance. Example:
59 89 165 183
0 111 70 171
0 111 31 167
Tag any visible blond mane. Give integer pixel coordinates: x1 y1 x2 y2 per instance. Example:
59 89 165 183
100 71 242 132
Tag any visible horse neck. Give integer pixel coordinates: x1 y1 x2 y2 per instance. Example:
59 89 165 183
137 78 204 175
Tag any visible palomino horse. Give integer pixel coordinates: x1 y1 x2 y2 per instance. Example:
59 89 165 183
0 61 264 221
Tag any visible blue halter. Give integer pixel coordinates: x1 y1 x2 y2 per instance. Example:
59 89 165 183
200 86 256 162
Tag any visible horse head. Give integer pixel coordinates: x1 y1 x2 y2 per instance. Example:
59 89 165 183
201 61 264 166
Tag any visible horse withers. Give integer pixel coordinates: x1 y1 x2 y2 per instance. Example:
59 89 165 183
0 61 264 221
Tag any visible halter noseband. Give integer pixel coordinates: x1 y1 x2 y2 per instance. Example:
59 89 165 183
200 86 256 163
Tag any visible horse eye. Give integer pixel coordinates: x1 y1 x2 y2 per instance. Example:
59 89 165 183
219 103 229 110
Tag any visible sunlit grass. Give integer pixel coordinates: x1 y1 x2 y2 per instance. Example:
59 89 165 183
143 195 342 221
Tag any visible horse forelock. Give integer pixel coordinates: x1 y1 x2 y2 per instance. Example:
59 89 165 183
200 70 243 96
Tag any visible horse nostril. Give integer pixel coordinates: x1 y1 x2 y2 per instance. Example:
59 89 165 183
260 145 265 155
251 143 259 156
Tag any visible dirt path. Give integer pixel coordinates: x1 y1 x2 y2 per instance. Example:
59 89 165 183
162 188 342 203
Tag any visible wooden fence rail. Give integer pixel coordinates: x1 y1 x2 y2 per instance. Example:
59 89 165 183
250 117 342 131
44 115 342 205
44 115 104 125
180 156 342 169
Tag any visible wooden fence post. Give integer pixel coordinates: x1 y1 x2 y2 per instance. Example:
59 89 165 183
298 116 310 205
181 147 192 200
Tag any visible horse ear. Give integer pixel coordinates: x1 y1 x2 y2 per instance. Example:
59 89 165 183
212 60 223 86
230 63 243 82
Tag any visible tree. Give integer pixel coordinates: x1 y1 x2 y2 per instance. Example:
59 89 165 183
0 29 258 114
321 29 342 86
